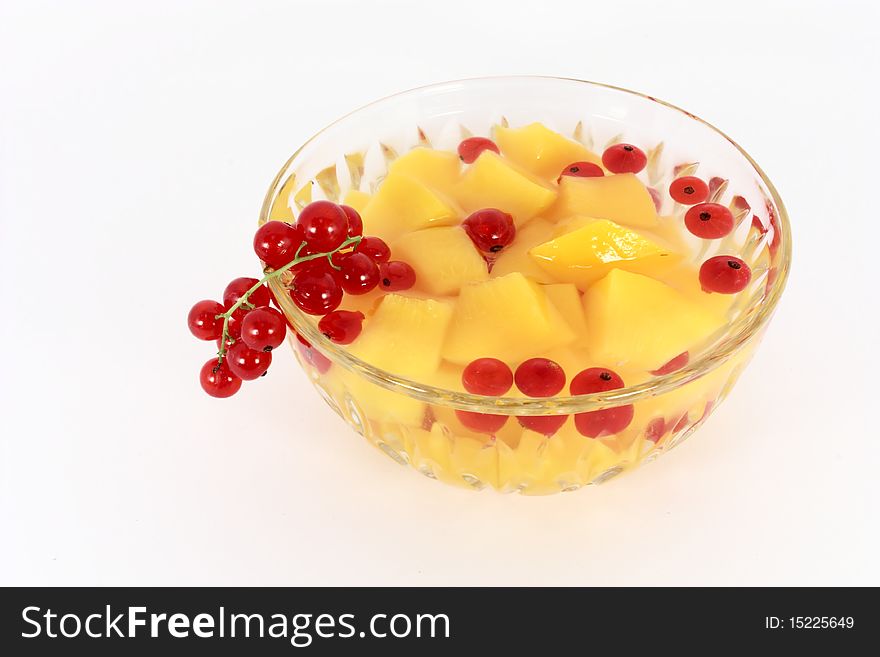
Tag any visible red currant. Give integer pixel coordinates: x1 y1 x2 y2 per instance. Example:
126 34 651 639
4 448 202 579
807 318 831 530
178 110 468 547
340 204 363 237
338 252 380 295
289 262 343 315
188 300 225 341
222 277 271 310
650 351 689 376
514 358 565 397
241 306 286 352
227 341 272 380
295 332 332 374
253 220 303 269
601 143 647 174
669 176 709 204
378 261 416 291
685 203 734 239
699 255 751 294
319 310 365 345
199 359 242 398
462 358 513 396
297 200 349 252
455 410 507 434
457 137 499 164
355 236 391 263
462 209 516 254
517 415 567 437
557 161 604 183
570 368 634 437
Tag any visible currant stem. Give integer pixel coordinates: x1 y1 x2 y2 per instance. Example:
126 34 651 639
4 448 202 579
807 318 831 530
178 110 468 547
214 235 362 363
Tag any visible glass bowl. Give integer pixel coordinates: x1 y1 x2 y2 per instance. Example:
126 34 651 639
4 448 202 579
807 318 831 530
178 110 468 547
260 76 791 495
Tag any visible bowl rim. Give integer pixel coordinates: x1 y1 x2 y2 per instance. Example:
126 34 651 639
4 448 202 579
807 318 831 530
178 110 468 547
261 75 792 415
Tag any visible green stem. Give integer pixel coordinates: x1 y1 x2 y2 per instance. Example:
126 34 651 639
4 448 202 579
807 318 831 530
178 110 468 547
214 234 362 365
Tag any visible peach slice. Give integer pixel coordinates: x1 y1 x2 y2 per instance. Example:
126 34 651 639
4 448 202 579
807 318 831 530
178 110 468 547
530 219 681 289
453 151 556 226
443 272 575 364
583 269 725 371
493 122 602 180
548 174 659 229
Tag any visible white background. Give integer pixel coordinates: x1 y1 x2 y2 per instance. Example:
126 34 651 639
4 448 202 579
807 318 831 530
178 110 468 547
1 0 878 586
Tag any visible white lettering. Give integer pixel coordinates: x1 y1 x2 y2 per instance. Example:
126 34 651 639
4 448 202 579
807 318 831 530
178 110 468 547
370 614 387 638
128 606 146 637
291 614 312 648
230 613 263 638
85 613 102 638
389 614 410 638
416 613 450 638
314 614 335 638
268 614 288 638
21 606 41 638
106 605 124 637
337 614 355 638
44 609 57 638
59 614 81 638
167 613 189 638
192 613 214 638
150 613 167 637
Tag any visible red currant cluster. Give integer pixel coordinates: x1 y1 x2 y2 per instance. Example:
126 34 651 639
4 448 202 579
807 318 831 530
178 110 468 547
187 200 415 398
188 278 287 398
454 357 635 439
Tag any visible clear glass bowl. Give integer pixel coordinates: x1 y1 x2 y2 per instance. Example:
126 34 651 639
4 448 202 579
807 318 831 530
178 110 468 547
260 77 791 494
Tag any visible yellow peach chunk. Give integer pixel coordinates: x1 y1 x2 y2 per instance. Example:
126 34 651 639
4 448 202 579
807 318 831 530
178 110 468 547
388 147 461 195
659 265 737 319
583 269 725 371
542 284 588 345
392 226 488 296
349 294 454 376
442 273 575 364
453 151 556 225
337 372 426 426
529 219 681 289
341 189 372 214
490 218 558 284
338 295 454 426
336 288 384 318
548 174 658 229
361 174 459 243
551 215 595 237
493 122 602 180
